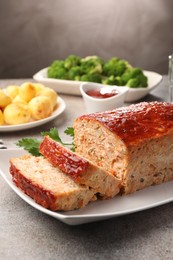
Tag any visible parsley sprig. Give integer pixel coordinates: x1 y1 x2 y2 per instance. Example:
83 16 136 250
16 127 74 156
17 138 41 156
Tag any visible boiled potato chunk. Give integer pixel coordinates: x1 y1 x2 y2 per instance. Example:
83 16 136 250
0 89 12 109
12 95 28 104
6 85 19 99
38 87 58 110
0 109 4 125
19 82 36 102
4 103 31 125
32 83 46 95
29 96 52 120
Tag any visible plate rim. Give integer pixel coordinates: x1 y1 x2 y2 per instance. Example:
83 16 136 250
0 96 66 132
0 148 173 225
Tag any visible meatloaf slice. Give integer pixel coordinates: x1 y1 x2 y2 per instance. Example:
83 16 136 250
10 155 96 211
74 101 173 194
39 136 121 199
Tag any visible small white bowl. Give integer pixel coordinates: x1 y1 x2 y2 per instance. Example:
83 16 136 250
80 82 129 113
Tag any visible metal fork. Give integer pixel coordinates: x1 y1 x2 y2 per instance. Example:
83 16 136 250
0 139 7 149
168 54 173 102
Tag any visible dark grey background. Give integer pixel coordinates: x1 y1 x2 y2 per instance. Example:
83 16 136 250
0 0 173 78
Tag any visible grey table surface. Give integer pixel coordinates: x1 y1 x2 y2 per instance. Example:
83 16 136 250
0 76 173 260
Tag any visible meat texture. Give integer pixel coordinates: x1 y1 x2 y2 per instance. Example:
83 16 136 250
74 101 173 194
10 155 96 211
40 136 121 199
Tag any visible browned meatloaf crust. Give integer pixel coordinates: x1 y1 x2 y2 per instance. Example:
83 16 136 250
39 136 121 199
74 101 173 194
10 155 96 211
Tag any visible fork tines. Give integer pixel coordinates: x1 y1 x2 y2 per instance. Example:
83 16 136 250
0 140 7 149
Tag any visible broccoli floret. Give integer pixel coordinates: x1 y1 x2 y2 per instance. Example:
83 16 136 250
80 56 104 75
130 67 144 78
49 60 65 68
115 76 124 86
103 58 127 77
124 61 132 69
121 67 148 87
127 74 148 88
80 74 102 83
103 57 119 76
127 78 140 88
102 75 115 85
48 60 68 79
81 55 104 64
51 67 68 80
136 74 148 88
68 66 82 80
102 75 123 85
120 68 133 84
64 55 81 70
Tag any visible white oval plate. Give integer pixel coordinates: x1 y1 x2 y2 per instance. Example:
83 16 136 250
1 148 173 225
0 97 66 132
33 68 162 102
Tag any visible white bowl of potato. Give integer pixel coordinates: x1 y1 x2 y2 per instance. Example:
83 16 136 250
0 82 66 131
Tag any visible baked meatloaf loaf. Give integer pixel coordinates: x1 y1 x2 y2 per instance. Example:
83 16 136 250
10 155 96 211
39 136 121 198
74 101 173 194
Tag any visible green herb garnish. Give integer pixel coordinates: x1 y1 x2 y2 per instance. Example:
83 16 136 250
41 128 63 144
64 127 74 137
64 127 75 151
16 127 74 156
17 138 41 156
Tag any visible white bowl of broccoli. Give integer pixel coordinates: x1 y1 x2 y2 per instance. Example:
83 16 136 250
33 55 163 102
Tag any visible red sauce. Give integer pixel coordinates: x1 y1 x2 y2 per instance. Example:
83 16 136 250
40 136 89 180
86 88 119 99
79 102 173 146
